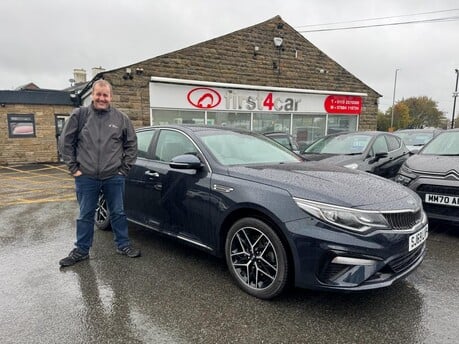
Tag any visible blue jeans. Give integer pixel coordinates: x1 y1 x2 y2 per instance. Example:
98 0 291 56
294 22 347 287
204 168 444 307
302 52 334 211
74 175 130 253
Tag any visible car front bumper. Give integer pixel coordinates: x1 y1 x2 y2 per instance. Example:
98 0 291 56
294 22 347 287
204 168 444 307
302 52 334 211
285 217 427 291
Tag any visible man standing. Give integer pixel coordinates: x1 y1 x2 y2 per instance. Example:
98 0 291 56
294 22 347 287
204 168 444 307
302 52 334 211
58 79 140 267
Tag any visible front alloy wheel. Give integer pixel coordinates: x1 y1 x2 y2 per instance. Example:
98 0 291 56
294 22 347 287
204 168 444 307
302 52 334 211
225 218 288 299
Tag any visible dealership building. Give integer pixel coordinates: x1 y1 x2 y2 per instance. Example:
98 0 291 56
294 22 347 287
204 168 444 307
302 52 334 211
0 15 380 165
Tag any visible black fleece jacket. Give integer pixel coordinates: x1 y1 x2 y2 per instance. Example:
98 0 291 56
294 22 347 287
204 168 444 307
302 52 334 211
59 104 137 179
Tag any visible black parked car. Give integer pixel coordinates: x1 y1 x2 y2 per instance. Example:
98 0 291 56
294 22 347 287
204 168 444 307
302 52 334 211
394 128 443 153
301 131 410 178
96 125 427 299
263 131 300 153
395 129 459 224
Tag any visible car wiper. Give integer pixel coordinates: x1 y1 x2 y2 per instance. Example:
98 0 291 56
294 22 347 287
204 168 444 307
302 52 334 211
344 153 362 156
438 154 459 156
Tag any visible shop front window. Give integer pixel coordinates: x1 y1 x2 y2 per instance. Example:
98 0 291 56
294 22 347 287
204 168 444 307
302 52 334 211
152 109 205 125
327 115 357 134
292 115 326 150
252 113 291 134
8 114 35 138
207 111 250 130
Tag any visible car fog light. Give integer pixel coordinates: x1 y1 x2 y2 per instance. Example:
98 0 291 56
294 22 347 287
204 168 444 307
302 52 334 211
332 256 377 266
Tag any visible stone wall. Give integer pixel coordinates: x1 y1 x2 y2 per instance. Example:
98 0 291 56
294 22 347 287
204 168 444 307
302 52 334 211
0 104 74 165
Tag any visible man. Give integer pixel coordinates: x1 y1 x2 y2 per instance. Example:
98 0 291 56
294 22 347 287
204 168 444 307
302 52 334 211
58 79 140 267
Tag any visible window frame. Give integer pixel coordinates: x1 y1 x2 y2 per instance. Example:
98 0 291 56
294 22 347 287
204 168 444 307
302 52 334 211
8 114 36 138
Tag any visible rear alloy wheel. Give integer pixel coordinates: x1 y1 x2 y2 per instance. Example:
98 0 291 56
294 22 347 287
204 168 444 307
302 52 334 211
225 217 288 299
95 193 111 231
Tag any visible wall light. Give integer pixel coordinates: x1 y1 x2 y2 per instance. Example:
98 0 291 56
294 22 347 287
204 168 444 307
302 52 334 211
273 37 283 48
253 46 260 58
123 68 133 80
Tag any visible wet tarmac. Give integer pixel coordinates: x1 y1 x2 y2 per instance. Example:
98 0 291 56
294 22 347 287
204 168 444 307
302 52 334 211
0 164 458 344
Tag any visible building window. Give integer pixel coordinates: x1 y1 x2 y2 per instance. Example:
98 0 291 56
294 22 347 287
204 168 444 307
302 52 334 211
327 115 357 134
207 111 251 130
152 109 205 125
8 114 36 138
252 113 291 134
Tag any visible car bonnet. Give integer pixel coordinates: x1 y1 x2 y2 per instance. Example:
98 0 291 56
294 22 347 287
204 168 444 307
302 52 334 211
406 154 459 174
228 161 421 211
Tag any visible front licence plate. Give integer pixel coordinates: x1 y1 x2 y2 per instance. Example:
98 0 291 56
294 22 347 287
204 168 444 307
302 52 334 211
409 225 428 252
425 193 459 207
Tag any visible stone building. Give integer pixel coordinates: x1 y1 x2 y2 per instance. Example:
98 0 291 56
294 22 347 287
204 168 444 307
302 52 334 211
1 15 381 165
0 89 76 164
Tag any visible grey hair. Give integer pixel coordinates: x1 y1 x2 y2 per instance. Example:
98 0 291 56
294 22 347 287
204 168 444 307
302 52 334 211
92 79 113 95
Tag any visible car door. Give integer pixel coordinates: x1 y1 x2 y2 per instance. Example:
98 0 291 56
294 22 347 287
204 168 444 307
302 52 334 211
383 134 409 178
366 135 391 177
125 128 158 223
138 129 213 247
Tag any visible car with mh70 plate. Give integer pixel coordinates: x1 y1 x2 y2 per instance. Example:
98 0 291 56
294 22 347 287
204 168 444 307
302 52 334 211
96 125 427 299
395 128 459 225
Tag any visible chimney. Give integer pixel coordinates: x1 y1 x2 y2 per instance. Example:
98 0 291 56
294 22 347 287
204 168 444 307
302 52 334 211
73 68 87 84
92 66 105 78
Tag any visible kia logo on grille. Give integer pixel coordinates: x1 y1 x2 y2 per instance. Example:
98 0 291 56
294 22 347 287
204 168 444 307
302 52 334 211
187 87 221 109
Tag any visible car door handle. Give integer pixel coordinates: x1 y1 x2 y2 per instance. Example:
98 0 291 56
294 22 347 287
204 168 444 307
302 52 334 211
145 171 159 177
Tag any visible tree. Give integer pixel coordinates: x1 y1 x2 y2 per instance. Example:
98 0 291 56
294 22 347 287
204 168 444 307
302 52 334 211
402 96 446 128
383 96 448 130
376 111 390 131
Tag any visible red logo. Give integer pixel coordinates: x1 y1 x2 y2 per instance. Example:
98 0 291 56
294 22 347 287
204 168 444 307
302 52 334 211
187 87 222 109
324 95 362 115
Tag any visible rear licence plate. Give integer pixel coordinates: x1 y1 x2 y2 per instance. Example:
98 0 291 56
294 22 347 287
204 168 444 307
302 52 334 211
425 193 459 207
409 225 428 252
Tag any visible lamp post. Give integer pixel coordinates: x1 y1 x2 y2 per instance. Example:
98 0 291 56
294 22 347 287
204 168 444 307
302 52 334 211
451 69 459 129
390 69 400 130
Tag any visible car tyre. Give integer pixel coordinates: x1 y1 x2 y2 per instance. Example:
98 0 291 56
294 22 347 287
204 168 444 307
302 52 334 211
225 217 288 299
95 193 111 231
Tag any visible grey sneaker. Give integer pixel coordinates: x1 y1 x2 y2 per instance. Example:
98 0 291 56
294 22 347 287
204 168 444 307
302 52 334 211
116 245 141 258
59 248 89 267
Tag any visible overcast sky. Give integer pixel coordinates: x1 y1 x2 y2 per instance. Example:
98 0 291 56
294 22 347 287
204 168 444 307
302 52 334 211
1 0 458 117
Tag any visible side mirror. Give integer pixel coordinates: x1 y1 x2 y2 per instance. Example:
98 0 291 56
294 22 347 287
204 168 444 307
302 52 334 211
170 154 203 170
369 151 388 163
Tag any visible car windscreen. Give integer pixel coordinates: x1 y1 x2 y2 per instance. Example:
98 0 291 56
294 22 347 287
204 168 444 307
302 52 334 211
304 134 372 154
420 131 459 155
395 131 433 146
198 131 302 165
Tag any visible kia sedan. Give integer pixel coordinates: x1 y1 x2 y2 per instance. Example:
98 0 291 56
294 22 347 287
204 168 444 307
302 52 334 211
395 129 459 224
301 131 410 179
96 125 427 299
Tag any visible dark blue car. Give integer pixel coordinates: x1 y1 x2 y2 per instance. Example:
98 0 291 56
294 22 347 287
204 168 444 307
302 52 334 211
96 125 428 299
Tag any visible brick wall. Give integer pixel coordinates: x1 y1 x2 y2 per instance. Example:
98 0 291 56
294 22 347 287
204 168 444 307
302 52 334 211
0 104 74 165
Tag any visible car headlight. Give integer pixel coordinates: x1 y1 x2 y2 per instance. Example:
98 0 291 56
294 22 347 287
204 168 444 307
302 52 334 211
343 163 359 170
293 197 390 232
395 164 416 186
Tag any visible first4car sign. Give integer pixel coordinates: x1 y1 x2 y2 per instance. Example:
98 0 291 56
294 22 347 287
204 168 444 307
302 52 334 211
149 80 364 115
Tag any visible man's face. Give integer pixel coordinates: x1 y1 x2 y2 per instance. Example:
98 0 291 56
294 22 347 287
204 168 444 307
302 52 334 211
92 84 112 110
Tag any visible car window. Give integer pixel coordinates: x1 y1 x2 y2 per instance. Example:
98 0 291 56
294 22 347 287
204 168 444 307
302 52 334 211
155 130 198 162
385 135 401 152
371 135 388 155
199 131 301 165
137 129 156 159
304 134 371 154
421 131 459 155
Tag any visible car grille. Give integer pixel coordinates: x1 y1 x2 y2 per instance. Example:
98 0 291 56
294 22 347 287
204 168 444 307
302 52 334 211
382 210 423 230
423 203 459 217
387 244 425 273
417 184 459 196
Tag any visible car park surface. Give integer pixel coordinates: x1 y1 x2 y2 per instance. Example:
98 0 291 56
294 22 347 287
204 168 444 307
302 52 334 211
395 129 459 224
97 125 426 299
0 163 458 343
302 131 410 178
